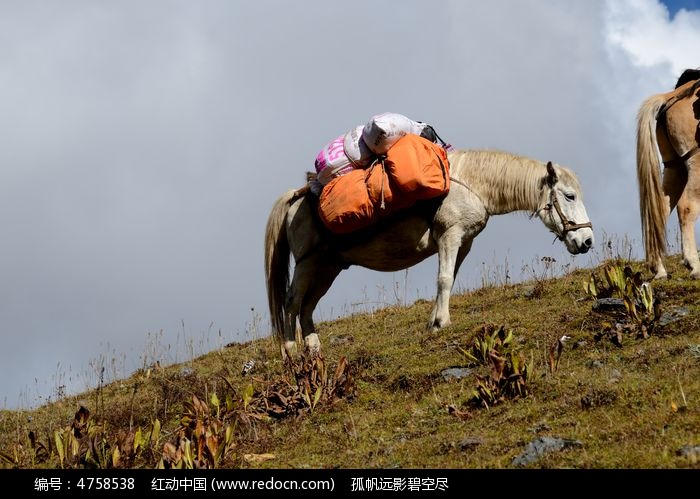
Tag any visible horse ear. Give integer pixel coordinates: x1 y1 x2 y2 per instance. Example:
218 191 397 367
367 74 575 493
546 161 558 186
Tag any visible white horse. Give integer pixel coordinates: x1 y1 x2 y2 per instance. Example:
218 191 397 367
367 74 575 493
265 149 594 356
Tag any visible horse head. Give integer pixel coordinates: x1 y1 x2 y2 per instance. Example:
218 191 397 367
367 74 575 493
537 161 594 254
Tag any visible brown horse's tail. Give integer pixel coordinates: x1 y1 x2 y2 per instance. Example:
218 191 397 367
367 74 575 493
636 92 669 267
264 188 303 344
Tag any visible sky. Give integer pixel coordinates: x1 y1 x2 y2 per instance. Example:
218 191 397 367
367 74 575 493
1 0 699 409
665 0 700 15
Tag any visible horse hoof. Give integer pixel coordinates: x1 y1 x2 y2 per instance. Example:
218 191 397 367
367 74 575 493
304 333 321 357
427 319 449 332
281 340 297 360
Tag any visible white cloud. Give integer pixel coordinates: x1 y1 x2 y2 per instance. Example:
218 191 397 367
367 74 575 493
606 0 700 78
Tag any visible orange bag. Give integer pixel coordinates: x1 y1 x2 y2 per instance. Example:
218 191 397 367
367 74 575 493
318 162 403 234
318 134 450 234
383 134 450 200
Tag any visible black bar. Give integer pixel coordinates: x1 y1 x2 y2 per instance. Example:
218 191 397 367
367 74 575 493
6 468 688 496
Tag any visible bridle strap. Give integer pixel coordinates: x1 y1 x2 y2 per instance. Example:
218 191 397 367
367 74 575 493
548 189 592 237
681 146 700 163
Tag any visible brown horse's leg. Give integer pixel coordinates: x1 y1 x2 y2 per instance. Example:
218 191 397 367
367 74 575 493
657 162 686 277
677 157 700 278
649 114 679 278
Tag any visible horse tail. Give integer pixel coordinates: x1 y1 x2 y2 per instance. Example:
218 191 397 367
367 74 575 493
636 92 669 266
264 188 299 344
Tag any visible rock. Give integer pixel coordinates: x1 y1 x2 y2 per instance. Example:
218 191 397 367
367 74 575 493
688 344 700 359
528 422 552 434
243 453 276 464
329 334 354 346
512 437 583 467
677 445 700 463
581 388 618 409
658 307 690 327
241 359 255 376
441 367 472 381
592 298 626 314
447 405 471 420
589 360 604 369
459 437 484 451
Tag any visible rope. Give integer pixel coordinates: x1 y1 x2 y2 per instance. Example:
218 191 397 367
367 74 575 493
449 176 488 214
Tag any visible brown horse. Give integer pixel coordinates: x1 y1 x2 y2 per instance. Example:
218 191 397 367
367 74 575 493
637 69 700 279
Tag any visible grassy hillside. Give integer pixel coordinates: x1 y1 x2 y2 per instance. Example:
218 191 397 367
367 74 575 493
1 255 699 469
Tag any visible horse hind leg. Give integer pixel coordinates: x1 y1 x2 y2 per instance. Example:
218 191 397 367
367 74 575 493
676 157 700 278
653 160 687 278
281 295 299 359
285 257 342 357
298 264 342 355
282 261 315 357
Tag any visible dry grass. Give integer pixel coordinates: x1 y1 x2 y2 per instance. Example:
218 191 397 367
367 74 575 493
1 255 699 469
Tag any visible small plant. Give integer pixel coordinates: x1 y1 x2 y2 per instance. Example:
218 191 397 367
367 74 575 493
471 349 532 409
0 430 50 468
56 406 115 469
2 406 163 469
548 335 570 375
157 355 356 469
584 263 660 340
458 325 514 365
458 325 532 410
521 256 559 298
252 354 356 419
159 393 236 469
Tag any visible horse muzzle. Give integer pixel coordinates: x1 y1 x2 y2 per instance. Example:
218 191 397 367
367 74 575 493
565 227 594 254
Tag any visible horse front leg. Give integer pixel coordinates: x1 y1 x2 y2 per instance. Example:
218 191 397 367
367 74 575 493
428 230 472 331
677 160 700 279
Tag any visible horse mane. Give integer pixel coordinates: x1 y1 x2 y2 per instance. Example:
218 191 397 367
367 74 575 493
447 149 580 214
675 68 700 89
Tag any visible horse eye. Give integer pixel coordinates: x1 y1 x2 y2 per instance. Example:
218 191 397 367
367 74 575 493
564 192 576 201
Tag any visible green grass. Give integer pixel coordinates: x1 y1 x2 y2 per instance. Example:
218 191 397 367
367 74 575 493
1 256 699 469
